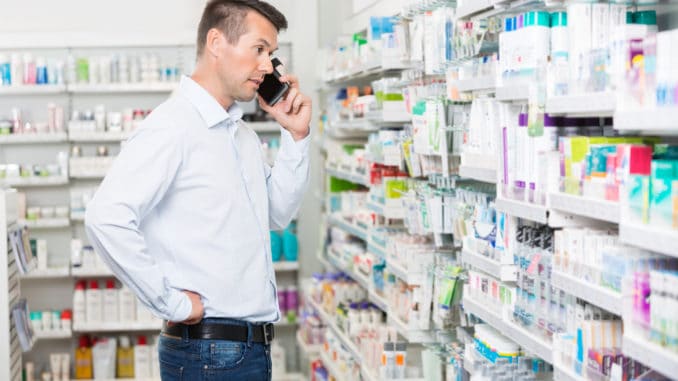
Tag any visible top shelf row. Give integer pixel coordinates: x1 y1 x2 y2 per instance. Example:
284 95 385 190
0 82 177 95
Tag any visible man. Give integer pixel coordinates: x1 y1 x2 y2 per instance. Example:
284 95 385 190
85 1 310 379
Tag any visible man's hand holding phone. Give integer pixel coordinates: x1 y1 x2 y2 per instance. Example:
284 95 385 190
257 60 311 142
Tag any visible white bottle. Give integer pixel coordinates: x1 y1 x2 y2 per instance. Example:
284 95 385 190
151 336 161 378
133 336 151 378
85 280 103 323
136 297 154 322
73 280 87 325
103 279 119 323
118 286 137 323
270 341 286 377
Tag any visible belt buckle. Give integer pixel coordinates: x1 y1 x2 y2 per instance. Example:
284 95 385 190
263 323 274 344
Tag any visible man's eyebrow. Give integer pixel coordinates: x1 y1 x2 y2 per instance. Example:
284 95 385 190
257 38 271 47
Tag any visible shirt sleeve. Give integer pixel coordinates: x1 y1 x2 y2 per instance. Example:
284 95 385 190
85 124 192 322
266 127 310 230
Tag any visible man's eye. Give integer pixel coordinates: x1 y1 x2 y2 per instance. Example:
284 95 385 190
257 47 264 54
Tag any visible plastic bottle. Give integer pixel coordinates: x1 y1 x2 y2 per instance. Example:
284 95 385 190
282 221 299 261
118 286 137 323
85 280 102 323
116 336 135 378
270 341 286 377
270 231 282 262
285 286 298 322
73 281 86 326
74 335 93 379
133 336 151 378
103 280 119 323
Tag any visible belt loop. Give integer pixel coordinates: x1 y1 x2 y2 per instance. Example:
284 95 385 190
246 322 253 348
181 324 189 342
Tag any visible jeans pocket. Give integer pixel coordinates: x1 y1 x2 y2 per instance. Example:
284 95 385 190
159 358 184 381
207 340 248 370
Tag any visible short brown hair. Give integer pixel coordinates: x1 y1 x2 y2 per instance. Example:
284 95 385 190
196 0 287 56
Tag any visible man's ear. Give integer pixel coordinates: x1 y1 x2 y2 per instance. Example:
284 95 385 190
205 28 223 58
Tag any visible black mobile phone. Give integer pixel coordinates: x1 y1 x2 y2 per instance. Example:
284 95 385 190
257 57 290 106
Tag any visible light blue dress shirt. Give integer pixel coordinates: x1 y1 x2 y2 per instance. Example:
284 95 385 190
85 76 310 323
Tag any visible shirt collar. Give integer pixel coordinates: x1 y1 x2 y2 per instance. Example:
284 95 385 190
178 75 244 128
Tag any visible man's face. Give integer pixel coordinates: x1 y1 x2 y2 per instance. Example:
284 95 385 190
216 11 278 103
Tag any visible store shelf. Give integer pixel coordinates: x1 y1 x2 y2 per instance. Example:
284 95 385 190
325 167 369 187
614 108 678 135
327 214 369 241
70 212 85 222
273 261 299 271
325 60 412 86
367 239 386 260
249 121 280 133
368 289 388 312
20 267 70 279
18 218 70 229
296 331 322 358
34 330 72 340
307 298 363 364
463 296 553 363
273 373 305 381
70 267 114 277
1 176 69 187
388 313 436 343
495 85 529 102
548 192 620 224
365 110 411 125
545 92 616 117
456 0 495 19
495 198 548 224
455 76 496 93
69 131 130 143
459 165 497 184
72 321 162 332
68 82 178 93
69 171 108 179
620 222 678 258
386 258 422 285
551 271 622 315
554 362 584 381
461 248 517 282
319 350 350 381
622 334 678 380
0 84 67 95
0 132 68 144
366 200 384 216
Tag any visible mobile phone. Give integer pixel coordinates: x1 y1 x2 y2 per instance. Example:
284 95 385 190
257 57 290 106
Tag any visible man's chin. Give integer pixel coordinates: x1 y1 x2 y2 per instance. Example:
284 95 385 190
235 91 257 103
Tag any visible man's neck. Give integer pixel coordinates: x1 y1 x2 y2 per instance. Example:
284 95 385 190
190 72 234 110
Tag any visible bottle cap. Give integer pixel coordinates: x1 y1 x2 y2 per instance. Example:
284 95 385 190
75 280 86 290
79 335 90 348
61 309 72 320
106 280 116 289
551 12 567 27
88 280 99 289
138 336 147 346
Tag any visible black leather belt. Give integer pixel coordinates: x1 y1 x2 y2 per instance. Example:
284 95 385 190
162 321 275 344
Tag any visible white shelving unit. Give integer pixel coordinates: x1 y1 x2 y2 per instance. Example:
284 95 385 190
325 167 370 187
619 222 678 258
20 267 70 280
622 334 678 380
463 296 553 363
551 271 622 315
385 258 422 285
548 192 620 224
455 76 496 93
296 331 322 358
34 330 72 340
18 218 70 229
495 198 549 224
273 261 299 272
72 321 162 333
0 84 66 95
327 214 369 241
70 267 114 277
459 153 497 183
461 248 517 282
614 108 678 135
1 189 23 381
545 93 616 117
0 177 69 187
69 131 130 143
67 82 178 93
495 85 529 102
0 133 68 144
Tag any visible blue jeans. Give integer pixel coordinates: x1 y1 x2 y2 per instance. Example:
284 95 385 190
158 318 272 381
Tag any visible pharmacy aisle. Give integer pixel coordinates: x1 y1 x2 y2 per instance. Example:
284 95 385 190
300 0 678 380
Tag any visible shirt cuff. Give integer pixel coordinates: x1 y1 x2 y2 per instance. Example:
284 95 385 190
167 289 193 322
278 127 310 163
